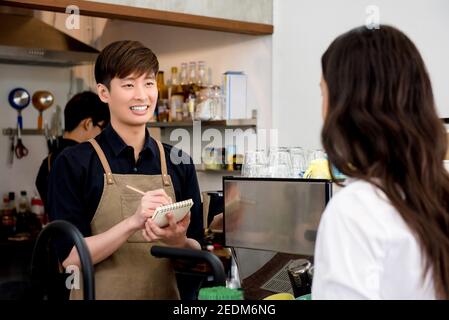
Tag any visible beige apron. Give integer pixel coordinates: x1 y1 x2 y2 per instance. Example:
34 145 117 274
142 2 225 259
70 138 179 300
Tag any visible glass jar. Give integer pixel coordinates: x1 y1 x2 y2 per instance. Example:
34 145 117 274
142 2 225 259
210 85 225 120
196 86 213 120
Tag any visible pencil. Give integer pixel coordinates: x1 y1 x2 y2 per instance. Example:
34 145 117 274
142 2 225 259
125 184 146 195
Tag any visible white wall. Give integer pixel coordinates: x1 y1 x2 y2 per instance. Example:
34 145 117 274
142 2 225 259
0 64 71 199
273 0 449 149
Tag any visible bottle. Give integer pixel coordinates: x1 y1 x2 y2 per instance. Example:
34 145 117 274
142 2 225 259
179 62 189 100
8 192 17 234
156 71 167 100
211 85 225 120
156 72 170 122
157 99 169 122
15 190 30 234
31 194 46 229
17 191 29 214
1 193 13 239
169 67 185 122
188 61 197 86
186 87 196 121
188 61 200 98
197 61 207 88
169 67 183 96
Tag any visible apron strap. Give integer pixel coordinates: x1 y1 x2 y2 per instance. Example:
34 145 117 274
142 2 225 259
154 139 171 187
88 139 114 185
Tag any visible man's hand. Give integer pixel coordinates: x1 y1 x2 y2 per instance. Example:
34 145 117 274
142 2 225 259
129 189 172 231
142 211 191 247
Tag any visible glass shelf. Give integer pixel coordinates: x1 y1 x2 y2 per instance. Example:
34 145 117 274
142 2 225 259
195 164 241 174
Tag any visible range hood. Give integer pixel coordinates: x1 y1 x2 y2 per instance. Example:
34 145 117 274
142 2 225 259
0 13 99 67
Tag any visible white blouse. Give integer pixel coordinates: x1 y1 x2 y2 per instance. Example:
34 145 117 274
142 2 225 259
311 179 436 299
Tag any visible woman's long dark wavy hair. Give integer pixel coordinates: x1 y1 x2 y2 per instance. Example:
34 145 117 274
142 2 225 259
321 25 449 299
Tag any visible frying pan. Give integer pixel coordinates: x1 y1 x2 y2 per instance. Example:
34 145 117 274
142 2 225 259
32 90 54 129
8 87 30 129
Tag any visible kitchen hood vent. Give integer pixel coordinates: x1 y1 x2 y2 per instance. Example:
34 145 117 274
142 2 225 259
0 13 99 67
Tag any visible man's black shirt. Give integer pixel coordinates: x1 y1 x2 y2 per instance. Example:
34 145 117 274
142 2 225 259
35 138 79 211
48 124 203 259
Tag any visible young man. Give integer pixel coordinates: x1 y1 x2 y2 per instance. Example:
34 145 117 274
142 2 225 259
48 41 203 300
35 91 110 211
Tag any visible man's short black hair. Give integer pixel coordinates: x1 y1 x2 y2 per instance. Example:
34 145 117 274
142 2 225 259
95 40 159 90
64 91 110 132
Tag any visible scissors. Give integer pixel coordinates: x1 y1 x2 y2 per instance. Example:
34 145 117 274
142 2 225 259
15 123 29 159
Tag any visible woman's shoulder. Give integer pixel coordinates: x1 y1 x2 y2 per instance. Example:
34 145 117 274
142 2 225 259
323 179 397 230
332 179 390 206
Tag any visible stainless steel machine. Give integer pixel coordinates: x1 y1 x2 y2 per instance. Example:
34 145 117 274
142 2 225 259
223 177 333 298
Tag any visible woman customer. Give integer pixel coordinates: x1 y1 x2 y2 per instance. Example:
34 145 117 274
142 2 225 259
312 25 449 299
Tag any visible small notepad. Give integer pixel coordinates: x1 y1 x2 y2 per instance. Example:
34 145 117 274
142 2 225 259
151 199 194 228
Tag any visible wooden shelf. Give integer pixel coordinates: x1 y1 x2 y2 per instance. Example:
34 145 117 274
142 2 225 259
147 119 257 129
2 128 44 136
195 164 241 174
3 119 256 136
1 0 273 35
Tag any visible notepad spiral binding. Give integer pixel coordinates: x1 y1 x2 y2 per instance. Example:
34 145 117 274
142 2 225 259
157 199 194 214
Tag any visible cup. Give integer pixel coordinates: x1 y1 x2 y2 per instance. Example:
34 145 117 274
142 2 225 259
242 150 268 177
268 148 292 178
289 147 307 178
287 259 312 298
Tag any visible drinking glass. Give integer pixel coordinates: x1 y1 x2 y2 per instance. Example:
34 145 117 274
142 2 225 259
242 150 268 177
289 147 307 178
268 148 293 178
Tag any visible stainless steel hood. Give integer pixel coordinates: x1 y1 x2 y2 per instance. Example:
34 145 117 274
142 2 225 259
0 13 99 67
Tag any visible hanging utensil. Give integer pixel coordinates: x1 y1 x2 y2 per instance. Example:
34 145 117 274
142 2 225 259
15 123 29 159
50 104 63 150
8 134 15 165
8 87 30 130
44 121 52 152
32 90 54 129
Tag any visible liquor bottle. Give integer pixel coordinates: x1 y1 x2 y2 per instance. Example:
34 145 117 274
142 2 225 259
179 62 189 100
156 71 169 122
169 67 184 122
156 71 168 100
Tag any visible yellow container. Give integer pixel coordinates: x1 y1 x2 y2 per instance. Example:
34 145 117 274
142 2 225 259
263 293 295 300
